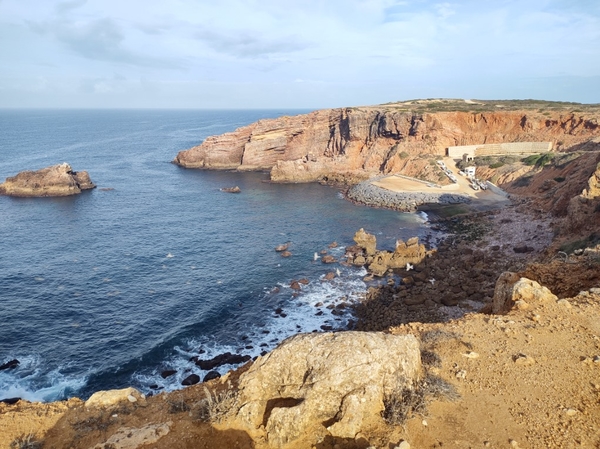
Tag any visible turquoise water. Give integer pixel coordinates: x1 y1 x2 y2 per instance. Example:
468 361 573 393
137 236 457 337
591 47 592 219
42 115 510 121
0 109 432 401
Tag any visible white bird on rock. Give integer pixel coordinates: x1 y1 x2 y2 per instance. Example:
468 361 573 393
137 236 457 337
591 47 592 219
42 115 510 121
406 263 414 271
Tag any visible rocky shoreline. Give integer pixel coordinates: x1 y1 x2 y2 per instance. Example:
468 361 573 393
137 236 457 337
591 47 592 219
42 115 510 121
346 178 471 212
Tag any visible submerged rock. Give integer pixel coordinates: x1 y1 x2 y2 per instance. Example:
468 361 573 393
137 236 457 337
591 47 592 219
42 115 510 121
0 359 19 371
195 352 251 370
220 186 241 193
0 163 96 197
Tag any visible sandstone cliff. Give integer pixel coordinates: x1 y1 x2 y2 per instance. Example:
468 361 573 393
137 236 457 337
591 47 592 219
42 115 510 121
0 163 96 197
173 104 600 183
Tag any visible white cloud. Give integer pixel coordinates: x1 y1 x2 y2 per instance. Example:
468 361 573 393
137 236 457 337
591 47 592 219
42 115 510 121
0 0 598 107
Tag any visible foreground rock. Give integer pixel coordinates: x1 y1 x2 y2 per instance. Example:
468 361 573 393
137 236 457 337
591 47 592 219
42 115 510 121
232 332 421 447
0 163 96 197
85 388 146 408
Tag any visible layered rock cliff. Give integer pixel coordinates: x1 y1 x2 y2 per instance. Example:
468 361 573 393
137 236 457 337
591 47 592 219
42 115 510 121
173 105 600 183
0 163 96 197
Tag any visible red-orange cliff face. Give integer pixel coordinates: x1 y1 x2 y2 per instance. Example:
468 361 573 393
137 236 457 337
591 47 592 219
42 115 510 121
173 106 600 183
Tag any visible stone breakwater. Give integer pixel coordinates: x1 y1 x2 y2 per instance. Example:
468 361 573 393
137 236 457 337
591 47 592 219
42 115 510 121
346 179 471 211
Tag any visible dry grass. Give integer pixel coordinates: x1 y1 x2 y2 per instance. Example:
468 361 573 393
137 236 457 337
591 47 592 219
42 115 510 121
9 433 42 449
382 374 459 425
193 385 238 423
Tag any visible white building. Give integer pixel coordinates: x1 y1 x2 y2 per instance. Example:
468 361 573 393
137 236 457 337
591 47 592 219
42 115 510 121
465 166 476 178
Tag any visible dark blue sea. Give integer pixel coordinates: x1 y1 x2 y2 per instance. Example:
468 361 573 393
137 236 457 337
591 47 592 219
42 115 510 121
0 109 433 402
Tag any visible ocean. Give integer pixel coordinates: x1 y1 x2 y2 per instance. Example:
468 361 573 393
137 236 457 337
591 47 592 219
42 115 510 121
0 109 432 402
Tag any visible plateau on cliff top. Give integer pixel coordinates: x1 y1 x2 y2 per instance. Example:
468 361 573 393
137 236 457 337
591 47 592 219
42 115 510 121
172 99 600 186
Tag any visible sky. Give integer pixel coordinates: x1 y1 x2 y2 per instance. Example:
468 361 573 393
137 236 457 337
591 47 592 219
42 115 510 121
0 0 599 108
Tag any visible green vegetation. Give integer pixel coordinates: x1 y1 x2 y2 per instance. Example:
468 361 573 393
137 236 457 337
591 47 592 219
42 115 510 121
521 152 554 167
559 233 600 254
457 155 519 170
399 151 409 159
381 98 600 114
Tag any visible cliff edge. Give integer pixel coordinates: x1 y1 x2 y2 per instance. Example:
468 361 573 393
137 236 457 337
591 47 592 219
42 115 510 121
173 100 600 183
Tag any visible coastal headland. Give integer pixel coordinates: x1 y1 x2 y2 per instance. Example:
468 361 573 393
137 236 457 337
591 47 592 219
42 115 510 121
3 100 600 448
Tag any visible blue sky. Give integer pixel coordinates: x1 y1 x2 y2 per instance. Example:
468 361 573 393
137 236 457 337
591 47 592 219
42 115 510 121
1 0 599 108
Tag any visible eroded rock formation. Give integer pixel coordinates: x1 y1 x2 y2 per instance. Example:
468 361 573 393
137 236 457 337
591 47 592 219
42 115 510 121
348 229 429 276
173 107 600 183
0 163 96 197
232 332 421 447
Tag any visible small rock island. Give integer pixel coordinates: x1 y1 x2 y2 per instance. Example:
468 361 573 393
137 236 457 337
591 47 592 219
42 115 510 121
0 163 96 197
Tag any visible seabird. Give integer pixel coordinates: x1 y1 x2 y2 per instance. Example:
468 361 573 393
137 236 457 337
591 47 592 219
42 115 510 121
314 252 319 261
336 268 341 276
406 263 414 271
428 278 436 285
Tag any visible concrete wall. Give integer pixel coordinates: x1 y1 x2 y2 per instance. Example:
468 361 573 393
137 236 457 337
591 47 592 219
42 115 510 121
447 142 552 159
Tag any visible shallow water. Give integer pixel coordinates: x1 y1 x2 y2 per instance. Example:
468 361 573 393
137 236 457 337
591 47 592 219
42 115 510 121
0 109 434 401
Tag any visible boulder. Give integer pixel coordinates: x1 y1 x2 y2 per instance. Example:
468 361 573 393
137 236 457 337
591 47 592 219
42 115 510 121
203 371 221 382
233 332 421 447
182 374 200 386
389 238 427 268
85 388 146 408
321 255 336 264
353 228 377 256
0 163 96 197
275 243 289 252
160 370 177 379
492 272 558 314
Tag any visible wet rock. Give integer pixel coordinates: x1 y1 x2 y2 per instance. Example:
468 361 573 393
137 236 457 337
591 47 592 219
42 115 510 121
275 243 289 252
321 255 337 264
0 397 20 405
182 374 200 386
160 370 177 379
290 280 301 290
203 371 222 382
221 186 241 193
195 352 252 370
298 278 309 285
280 251 292 257
328 241 338 248
324 272 336 280
0 359 19 370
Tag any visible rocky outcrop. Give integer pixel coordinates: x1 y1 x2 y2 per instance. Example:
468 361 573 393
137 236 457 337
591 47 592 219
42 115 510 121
232 332 421 447
348 229 429 276
492 273 558 314
173 106 600 183
0 163 96 197
85 388 146 409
